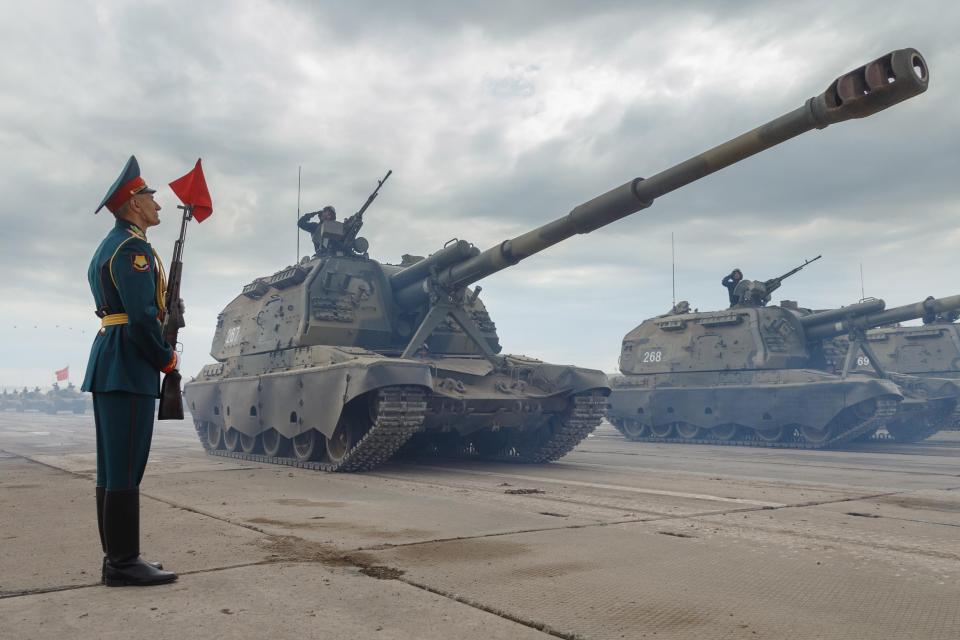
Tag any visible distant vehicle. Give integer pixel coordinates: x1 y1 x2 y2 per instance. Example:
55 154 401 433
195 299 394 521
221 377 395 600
608 290 960 447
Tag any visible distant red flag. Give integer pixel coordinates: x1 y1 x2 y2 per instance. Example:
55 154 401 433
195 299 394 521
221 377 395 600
169 158 213 222
55 366 69 382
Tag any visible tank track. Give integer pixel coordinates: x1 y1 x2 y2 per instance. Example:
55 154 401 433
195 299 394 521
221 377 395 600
195 386 427 472
407 391 608 463
883 401 958 442
508 391 609 463
612 397 898 450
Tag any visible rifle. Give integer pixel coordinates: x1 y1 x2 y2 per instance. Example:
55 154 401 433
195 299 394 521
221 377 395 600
762 255 822 298
342 170 392 247
157 204 191 420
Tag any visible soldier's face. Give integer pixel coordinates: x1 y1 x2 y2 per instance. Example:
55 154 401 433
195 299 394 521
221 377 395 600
131 193 162 227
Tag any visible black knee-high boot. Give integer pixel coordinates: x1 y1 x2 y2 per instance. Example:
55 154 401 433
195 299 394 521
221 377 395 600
98 487 162 584
102 488 177 587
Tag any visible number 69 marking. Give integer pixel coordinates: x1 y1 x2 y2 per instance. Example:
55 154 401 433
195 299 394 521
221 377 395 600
856 355 871 367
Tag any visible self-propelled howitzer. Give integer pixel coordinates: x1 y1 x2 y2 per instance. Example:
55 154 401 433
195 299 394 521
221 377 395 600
838 302 960 431
607 294 960 448
801 295 960 441
186 48 929 471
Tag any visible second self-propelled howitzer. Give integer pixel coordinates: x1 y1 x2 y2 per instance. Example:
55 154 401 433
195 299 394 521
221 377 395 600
185 48 929 471
608 294 960 448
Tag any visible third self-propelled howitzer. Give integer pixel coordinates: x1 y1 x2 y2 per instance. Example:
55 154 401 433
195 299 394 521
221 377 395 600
185 48 929 470
838 299 960 430
801 295 960 441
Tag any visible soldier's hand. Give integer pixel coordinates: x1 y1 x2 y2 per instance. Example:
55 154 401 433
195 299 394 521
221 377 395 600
177 298 186 315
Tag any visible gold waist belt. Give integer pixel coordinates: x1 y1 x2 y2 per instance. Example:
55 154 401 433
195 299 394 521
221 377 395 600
100 313 129 328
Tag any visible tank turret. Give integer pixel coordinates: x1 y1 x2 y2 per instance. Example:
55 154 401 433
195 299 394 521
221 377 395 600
187 48 930 470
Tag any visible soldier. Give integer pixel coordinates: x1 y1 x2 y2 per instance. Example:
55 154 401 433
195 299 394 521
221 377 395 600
721 268 743 307
81 156 178 587
298 205 337 254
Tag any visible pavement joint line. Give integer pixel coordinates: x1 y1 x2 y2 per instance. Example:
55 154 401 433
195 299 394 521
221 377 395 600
691 516 960 562
393 575 582 640
570 450 960 479
374 468 788 507
0 561 274 601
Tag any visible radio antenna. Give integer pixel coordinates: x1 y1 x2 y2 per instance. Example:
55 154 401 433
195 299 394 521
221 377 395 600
859 262 866 301
671 232 676 307
296 165 302 263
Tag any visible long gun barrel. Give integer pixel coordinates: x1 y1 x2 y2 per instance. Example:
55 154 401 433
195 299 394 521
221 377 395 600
798 299 886 328
804 295 960 341
394 49 928 309
389 240 480 290
764 255 821 295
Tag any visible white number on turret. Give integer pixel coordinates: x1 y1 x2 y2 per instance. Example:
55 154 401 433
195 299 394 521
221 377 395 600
642 350 663 363
856 356 871 367
224 326 242 347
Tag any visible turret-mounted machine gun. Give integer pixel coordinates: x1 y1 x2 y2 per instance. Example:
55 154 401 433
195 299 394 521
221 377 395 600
733 255 822 307
309 170 392 257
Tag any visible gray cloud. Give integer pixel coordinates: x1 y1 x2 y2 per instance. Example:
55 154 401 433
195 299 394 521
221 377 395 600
0 0 957 388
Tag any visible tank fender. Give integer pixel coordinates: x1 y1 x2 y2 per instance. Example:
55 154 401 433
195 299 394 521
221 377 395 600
186 362 432 440
841 376 902 406
509 359 610 396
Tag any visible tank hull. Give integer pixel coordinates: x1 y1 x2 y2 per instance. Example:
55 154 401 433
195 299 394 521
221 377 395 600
186 348 609 471
848 324 960 430
608 369 902 448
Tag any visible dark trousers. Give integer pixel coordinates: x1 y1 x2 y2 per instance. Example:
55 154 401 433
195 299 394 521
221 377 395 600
93 392 155 490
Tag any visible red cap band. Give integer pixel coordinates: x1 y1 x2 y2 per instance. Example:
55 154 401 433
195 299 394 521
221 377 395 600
106 176 147 213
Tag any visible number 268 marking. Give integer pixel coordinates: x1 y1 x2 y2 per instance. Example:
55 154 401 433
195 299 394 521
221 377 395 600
642 350 663 363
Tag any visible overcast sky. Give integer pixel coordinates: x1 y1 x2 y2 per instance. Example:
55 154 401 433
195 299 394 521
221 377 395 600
1 0 956 389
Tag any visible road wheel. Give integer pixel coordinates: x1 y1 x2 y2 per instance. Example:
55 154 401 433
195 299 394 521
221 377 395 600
206 422 224 450
240 433 262 454
292 429 324 462
223 428 242 452
755 425 790 442
675 423 704 439
620 419 650 439
649 422 675 438
799 424 836 445
261 429 290 457
711 423 740 441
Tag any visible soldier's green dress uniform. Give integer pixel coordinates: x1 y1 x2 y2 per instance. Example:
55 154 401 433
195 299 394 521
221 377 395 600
82 155 178 587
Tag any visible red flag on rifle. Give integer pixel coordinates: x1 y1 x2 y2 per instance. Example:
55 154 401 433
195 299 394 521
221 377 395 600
169 159 213 222
55 366 69 382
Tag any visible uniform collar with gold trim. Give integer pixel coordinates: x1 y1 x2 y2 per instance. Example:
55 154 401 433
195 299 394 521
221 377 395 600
114 218 148 241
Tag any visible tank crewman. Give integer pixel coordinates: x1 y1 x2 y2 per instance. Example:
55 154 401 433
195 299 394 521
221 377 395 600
81 156 179 587
721 268 743 307
297 205 337 254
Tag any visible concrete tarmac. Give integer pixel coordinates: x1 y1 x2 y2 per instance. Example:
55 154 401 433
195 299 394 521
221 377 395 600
1 411 958 639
